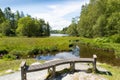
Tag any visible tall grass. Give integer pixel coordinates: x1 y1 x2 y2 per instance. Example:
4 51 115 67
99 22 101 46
0 37 80 58
0 36 120 58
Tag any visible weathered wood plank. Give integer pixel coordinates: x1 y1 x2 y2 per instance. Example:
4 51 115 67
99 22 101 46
21 54 97 80
27 58 95 72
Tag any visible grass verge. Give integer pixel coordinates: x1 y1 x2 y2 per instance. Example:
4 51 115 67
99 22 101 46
100 63 120 80
0 59 44 76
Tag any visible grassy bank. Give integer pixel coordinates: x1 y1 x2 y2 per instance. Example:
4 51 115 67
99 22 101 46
0 59 44 76
0 37 119 79
99 63 120 80
0 37 79 58
79 37 120 58
0 37 119 58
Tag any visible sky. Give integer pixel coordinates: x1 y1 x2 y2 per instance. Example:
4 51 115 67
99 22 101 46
0 0 89 30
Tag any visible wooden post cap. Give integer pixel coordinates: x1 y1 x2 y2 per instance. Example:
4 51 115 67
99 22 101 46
93 55 97 58
20 61 26 67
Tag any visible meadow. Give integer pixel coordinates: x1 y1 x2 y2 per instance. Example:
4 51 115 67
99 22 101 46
0 37 79 59
0 37 120 59
0 37 120 80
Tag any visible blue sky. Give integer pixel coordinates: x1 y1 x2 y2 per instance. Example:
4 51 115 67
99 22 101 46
0 0 89 30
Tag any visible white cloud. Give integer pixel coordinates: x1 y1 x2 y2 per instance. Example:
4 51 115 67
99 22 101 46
12 0 89 30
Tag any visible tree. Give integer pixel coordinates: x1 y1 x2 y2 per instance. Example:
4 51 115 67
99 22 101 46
0 20 12 36
4 7 12 20
20 11 25 18
0 7 51 37
75 0 120 37
16 16 37 37
0 8 5 24
3 7 17 36
61 27 68 34
67 18 78 36
15 10 21 21
92 15 107 37
45 22 50 36
107 12 120 36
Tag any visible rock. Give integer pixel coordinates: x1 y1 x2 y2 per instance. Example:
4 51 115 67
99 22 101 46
62 72 107 80
5 69 14 74
31 62 41 66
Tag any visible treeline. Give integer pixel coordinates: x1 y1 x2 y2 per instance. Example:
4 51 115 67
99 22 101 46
63 0 120 38
0 7 50 37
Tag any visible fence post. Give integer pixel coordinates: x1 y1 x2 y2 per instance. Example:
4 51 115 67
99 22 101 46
70 62 75 72
93 55 97 72
52 66 56 77
21 61 27 80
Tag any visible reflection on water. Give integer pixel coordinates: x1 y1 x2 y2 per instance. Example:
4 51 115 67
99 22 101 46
79 43 120 66
36 45 80 60
72 45 80 57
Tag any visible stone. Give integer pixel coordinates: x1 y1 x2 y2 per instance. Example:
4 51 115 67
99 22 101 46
5 69 14 74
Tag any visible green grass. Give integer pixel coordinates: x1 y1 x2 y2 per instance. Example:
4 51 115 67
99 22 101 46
80 37 120 58
0 37 79 54
0 36 120 80
1 37 119 58
0 59 44 75
100 63 120 80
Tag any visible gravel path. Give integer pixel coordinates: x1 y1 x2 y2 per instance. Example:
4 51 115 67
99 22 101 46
0 61 107 80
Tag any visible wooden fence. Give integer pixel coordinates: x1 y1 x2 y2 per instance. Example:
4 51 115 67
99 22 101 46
21 55 97 80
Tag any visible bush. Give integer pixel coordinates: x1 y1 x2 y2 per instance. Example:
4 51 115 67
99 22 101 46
9 50 24 59
94 37 110 43
3 54 16 60
110 34 120 43
0 49 8 55
27 48 40 57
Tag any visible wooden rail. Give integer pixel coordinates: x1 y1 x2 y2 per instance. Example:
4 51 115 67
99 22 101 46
21 55 97 80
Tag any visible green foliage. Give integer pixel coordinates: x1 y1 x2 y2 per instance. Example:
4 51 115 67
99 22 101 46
61 27 68 34
93 15 106 37
9 50 24 58
66 18 78 36
0 37 80 58
94 37 111 43
0 7 50 37
110 34 120 43
0 8 5 24
93 35 120 43
0 20 12 36
107 12 120 36
16 17 50 37
2 54 16 60
67 0 120 38
17 17 37 37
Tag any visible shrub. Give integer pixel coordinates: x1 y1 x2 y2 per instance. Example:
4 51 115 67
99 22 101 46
110 34 120 43
9 50 23 59
94 37 110 43
3 54 16 60
27 48 40 57
0 49 8 55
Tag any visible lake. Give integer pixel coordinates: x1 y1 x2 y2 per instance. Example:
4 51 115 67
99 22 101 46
50 34 69 37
